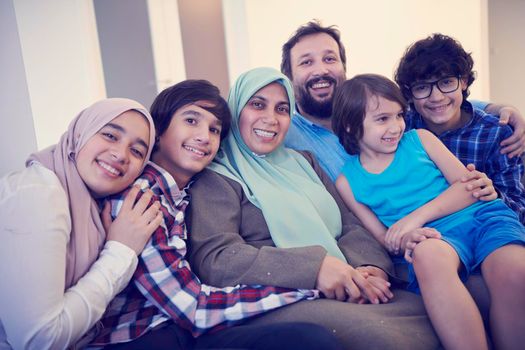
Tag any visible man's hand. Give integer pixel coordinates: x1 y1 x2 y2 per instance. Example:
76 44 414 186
496 105 525 158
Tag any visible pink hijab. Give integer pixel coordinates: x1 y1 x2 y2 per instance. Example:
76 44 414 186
26 98 155 288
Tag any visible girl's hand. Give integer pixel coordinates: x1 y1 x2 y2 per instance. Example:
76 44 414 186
461 164 497 201
101 186 163 255
385 215 425 255
402 227 441 263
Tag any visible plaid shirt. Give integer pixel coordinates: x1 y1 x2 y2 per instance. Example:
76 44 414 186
90 162 317 346
406 101 525 223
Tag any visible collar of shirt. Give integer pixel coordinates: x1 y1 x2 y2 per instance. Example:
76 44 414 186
144 161 190 207
285 110 351 182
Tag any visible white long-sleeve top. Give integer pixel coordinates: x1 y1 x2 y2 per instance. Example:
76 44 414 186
0 164 138 350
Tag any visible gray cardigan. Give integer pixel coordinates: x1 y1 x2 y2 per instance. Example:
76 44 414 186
187 150 395 289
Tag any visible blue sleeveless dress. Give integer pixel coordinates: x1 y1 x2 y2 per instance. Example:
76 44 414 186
342 130 525 291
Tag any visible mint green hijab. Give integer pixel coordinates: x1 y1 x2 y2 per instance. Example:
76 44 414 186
209 67 346 261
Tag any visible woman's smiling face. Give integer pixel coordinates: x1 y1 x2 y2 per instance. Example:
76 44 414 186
76 110 150 198
238 82 291 155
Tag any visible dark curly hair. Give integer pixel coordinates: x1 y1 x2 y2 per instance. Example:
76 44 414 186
332 74 407 155
280 20 347 80
394 33 475 102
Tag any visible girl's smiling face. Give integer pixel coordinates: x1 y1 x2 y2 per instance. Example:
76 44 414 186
76 110 150 198
238 82 291 155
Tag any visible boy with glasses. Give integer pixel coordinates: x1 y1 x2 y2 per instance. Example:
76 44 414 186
395 33 525 224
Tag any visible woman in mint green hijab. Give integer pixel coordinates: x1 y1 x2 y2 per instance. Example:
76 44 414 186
188 67 393 304
209 67 346 261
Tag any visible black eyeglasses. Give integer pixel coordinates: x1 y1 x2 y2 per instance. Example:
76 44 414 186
409 76 461 100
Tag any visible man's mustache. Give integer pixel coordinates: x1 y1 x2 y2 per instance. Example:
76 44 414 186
306 75 337 89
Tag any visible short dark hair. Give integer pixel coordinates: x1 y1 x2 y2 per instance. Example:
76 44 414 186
280 20 347 80
394 33 475 101
150 80 231 152
332 74 407 155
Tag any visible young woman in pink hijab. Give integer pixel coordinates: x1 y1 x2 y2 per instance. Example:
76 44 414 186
0 98 162 349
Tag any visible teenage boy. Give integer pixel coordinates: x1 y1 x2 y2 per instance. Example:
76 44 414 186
88 80 341 350
394 33 525 224
282 21 525 182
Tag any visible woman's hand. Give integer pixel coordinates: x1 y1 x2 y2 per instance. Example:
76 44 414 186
356 266 393 304
101 186 163 255
461 164 497 201
315 256 382 304
402 227 441 263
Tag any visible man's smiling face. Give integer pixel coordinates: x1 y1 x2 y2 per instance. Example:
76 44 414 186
290 32 346 119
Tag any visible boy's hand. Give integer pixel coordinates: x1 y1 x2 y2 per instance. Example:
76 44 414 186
402 227 441 263
461 164 497 201
385 215 425 255
497 105 525 158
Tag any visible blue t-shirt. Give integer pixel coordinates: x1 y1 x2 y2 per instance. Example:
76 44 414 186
341 129 488 230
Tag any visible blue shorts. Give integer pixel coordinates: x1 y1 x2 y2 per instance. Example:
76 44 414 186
407 200 525 293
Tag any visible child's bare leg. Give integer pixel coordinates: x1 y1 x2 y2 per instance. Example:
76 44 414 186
481 244 525 350
412 239 488 350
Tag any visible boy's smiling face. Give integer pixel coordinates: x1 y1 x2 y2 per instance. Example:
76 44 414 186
152 101 222 189
411 76 468 135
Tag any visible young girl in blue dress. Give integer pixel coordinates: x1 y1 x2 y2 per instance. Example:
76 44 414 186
332 73 525 350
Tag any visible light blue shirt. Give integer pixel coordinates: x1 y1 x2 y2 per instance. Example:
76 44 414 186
470 99 489 111
285 111 351 182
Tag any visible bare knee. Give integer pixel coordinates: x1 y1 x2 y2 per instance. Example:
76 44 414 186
487 261 525 292
412 238 453 270
412 239 458 275
505 263 525 291
483 245 525 295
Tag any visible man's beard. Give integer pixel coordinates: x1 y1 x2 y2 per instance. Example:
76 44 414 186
296 75 337 119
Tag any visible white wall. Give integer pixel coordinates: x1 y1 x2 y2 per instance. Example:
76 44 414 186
488 0 525 114
13 0 106 151
1 0 37 175
147 0 187 93
1 0 188 176
6 0 523 177
223 0 490 100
